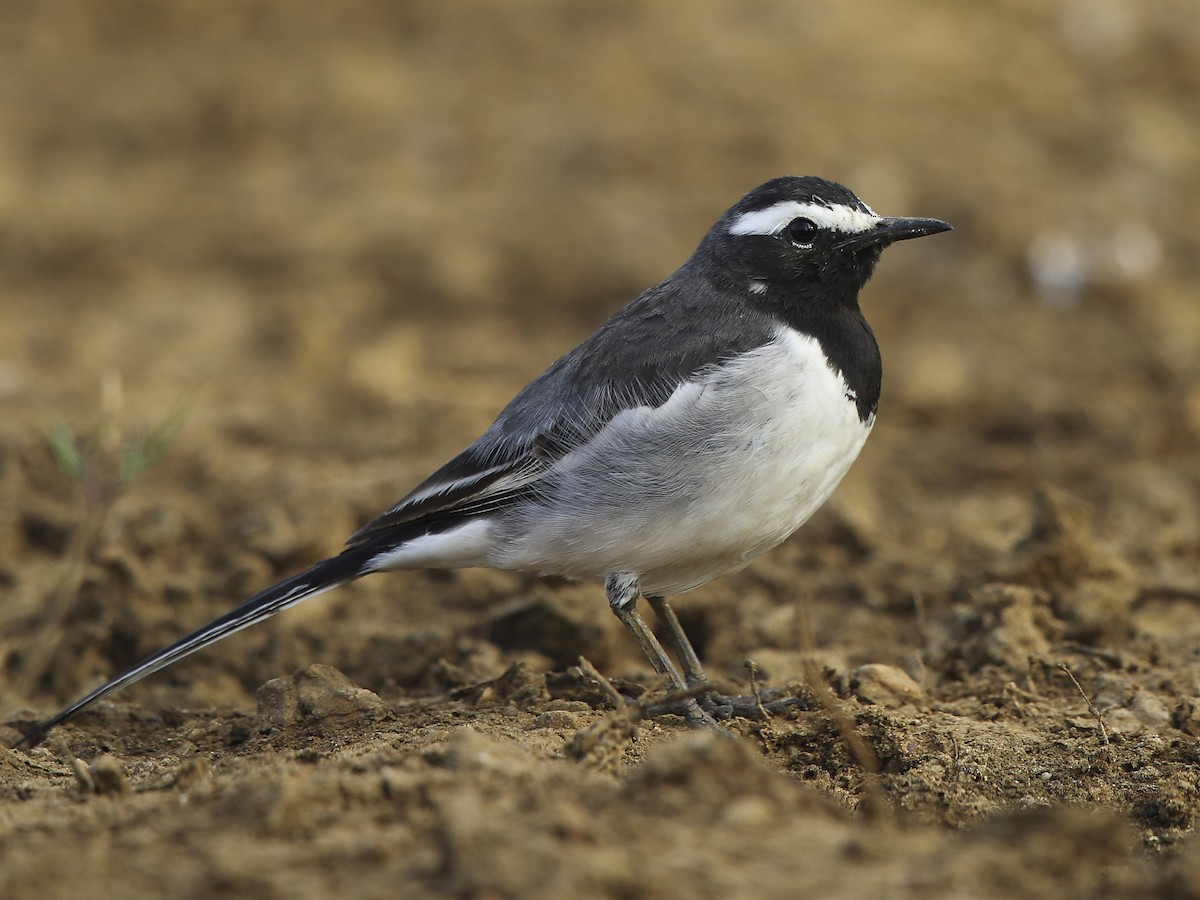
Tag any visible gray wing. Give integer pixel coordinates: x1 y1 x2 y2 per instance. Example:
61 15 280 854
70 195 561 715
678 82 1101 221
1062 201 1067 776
346 271 774 547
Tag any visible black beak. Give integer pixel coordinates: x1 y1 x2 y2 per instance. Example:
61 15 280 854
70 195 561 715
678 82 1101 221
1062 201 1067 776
835 216 953 251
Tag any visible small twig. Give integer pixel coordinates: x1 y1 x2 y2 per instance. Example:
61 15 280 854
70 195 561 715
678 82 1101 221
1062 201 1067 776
743 658 771 720
577 657 625 708
569 658 712 772
1058 663 1110 748
576 657 706 718
912 592 930 651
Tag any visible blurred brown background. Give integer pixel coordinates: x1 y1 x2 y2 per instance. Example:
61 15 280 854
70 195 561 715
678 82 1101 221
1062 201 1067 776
2 2 1200 897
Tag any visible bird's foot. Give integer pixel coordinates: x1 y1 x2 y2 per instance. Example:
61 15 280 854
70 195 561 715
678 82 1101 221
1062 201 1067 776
697 687 807 721
634 685 735 736
654 688 803 733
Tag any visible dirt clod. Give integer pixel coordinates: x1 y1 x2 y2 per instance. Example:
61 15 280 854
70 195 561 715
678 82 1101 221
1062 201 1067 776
851 664 926 707
74 754 131 796
255 663 386 730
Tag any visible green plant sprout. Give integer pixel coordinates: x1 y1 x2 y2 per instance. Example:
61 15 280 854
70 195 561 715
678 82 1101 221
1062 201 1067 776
6 375 189 714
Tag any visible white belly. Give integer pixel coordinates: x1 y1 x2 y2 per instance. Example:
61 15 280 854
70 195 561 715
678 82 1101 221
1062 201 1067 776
493 327 874 595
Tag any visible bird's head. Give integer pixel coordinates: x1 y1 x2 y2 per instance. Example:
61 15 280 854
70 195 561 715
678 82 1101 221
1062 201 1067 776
701 176 952 301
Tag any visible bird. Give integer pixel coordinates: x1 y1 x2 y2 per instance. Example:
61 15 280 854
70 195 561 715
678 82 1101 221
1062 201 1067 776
14 176 951 748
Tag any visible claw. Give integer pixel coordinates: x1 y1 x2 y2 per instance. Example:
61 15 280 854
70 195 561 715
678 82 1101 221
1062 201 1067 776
697 689 807 721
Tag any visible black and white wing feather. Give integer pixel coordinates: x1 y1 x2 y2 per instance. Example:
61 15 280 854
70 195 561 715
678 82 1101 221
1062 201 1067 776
349 273 775 546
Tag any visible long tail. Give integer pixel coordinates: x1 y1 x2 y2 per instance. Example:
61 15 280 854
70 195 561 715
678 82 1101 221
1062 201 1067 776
14 541 385 749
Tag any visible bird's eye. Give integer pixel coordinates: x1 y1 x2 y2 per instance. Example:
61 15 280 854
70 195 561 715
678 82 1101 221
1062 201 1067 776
785 217 819 245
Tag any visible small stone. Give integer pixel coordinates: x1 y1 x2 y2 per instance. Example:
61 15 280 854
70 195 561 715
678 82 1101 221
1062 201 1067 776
255 664 385 729
531 710 583 729
255 675 299 729
850 664 925 707
294 664 387 721
544 699 592 713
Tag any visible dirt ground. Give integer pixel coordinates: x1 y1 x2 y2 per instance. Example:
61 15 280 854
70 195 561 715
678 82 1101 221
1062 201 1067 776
2 1 1200 897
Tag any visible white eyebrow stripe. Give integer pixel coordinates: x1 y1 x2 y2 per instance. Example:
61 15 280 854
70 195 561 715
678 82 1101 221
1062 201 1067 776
728 200 881 236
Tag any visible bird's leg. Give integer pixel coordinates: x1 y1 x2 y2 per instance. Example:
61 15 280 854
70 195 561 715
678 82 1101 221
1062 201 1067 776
604 574 717 728
647 593 806 722
646 595 709 688
605 575 687 690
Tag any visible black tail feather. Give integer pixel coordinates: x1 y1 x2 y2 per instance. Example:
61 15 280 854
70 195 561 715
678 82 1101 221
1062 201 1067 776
13 542 381 749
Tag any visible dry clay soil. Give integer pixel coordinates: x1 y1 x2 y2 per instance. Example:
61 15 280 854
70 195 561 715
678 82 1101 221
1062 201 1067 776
3 3 1200 898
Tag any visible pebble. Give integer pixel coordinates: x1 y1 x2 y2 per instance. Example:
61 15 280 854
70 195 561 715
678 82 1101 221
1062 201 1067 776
850 664 925 707
255 663 386 729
